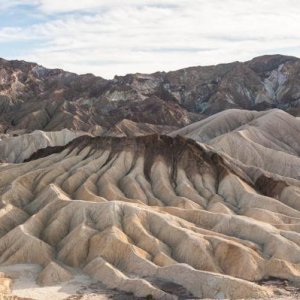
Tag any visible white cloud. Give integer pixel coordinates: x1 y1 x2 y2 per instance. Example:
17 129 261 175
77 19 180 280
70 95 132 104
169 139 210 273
1 0 300 78
35 0 150 14
0 0 37 11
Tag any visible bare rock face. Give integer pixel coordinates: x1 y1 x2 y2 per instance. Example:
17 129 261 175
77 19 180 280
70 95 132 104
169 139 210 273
0 128 88 163
0 54 300 133
103 119 178 137
171 108 300 180
0 122 179 164
37 262 73 286
2 134 300 298
0 272 11 294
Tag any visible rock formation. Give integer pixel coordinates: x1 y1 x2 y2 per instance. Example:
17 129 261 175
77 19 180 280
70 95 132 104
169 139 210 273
0 121 179 164
0 128 87 163
1 54 300 133
1 134 300 298
171 108 300 180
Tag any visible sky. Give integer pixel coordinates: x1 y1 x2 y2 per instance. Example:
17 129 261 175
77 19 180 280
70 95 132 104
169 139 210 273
0 0 299 78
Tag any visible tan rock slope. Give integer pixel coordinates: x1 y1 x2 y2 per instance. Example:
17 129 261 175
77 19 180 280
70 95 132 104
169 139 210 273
0 128 86 163
0 120 177 164
171 108 300 180
103 119 178 137
1 134 300 298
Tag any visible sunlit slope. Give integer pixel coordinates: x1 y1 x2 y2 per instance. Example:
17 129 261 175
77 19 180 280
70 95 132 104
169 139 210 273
171 109 300 179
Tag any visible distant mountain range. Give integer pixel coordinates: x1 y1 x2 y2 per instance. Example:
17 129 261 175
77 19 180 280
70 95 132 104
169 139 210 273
0 54 300 134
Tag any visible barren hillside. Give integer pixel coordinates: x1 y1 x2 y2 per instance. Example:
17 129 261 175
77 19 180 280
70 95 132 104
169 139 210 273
0 134 300 298
1 54 300 133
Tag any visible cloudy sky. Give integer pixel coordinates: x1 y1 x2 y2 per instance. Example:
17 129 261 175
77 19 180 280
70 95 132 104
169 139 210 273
0 0 299 78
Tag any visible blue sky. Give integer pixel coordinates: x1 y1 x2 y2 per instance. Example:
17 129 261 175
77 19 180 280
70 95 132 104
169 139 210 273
0 0 300 78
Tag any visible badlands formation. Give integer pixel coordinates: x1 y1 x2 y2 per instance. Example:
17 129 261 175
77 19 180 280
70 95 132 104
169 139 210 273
171 109 300 180
1 119 300 298
0 55 300 299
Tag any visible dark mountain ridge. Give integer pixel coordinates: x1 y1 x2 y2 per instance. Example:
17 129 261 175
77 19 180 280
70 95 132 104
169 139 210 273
0 54 299 133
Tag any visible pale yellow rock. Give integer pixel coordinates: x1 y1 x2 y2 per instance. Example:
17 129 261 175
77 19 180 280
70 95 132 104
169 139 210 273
0 272 11 294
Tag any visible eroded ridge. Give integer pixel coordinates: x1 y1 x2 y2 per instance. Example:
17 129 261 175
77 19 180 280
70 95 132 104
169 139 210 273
1 135 300 298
